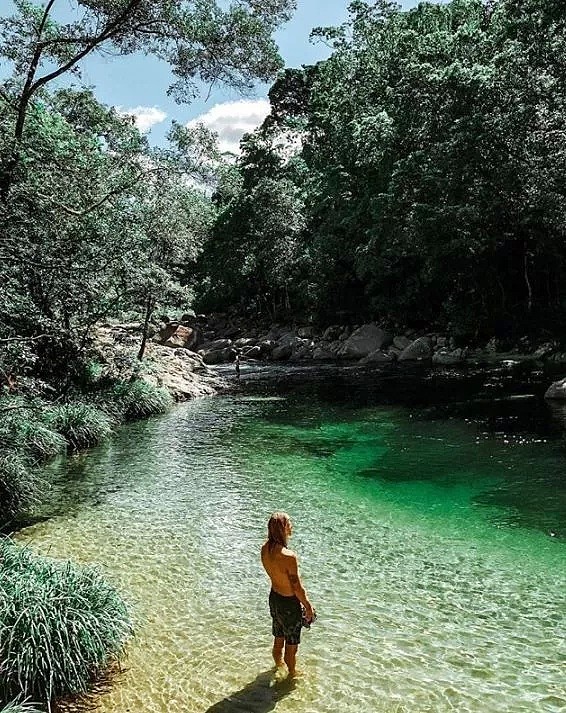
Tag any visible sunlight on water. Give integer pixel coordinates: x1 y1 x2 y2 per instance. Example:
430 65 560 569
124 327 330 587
18 393 566 713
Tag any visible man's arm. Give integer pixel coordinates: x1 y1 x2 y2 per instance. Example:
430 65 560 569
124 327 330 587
286 553 314 618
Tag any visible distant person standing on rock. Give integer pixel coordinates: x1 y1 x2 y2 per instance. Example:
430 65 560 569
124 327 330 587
261 512 315 677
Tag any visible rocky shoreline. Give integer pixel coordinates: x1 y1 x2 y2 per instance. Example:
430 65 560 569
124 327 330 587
96 315 566 401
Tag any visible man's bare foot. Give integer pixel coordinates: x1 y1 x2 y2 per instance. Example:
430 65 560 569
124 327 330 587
288 668 304 679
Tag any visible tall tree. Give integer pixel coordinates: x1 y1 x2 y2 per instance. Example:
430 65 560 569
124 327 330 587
0 0 296 198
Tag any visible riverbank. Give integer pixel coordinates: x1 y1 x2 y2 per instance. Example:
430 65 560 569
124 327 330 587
0 327 228 712
145 312 566 399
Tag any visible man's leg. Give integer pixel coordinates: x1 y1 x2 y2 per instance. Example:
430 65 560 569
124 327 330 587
272 637 285 667
284 643 298 676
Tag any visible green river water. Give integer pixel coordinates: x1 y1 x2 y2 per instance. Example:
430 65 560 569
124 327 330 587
18 365 566 713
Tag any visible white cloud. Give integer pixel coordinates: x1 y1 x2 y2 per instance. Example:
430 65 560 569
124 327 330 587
187 99 271 155
119 106 167 133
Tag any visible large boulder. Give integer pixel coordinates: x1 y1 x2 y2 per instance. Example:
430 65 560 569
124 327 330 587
272 344 292 361
159 323 200 350
312 347 334 361
338 324 391 359
258 340 276 355
199 338 232 351
200 347 233 364
399 336 433 361
393 335 411 350
323 325 342 341
297 326 314 339
432 348 466 365
545 377 566 400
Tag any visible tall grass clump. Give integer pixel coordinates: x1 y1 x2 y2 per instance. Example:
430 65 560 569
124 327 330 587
44 403 112 450
0 539 133 706
0 452 44 528
0 399 65 462
110 380 173 421
0 399 58 528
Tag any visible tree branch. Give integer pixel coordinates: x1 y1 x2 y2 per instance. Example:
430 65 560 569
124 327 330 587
29 0 143 97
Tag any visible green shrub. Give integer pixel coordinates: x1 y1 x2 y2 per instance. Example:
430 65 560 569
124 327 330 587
110 379 173 421
0 452 44 527
44 403 112 450
0 539 133 706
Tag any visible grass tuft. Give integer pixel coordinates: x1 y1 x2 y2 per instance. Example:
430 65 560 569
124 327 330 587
0 700 43 713
0 539 133 706
44 403 112 450
109 380 173 421
0 451 45 526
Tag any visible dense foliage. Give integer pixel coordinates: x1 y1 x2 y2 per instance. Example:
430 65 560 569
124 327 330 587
197 0 566 341
0 0 294 388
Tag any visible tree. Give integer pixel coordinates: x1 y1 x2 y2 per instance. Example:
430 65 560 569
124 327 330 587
0 0 296 198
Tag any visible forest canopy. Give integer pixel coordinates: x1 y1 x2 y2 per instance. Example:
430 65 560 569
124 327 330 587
196 0 566 341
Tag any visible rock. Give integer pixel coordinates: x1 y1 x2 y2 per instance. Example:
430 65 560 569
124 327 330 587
266 326 284 341
258 340 276 355
159 323 200 350
220 325 241 339
297 326 314 339
393 335 411 350
436 336 447 349
312 347 334 360
545 377 566 400
338 326 351 341
360 350 395 364
276 331 298 347
339 324 391 359
180 310 196 321
533 342 556 360
432 348 466 365
272 344 292 361
234 337 256 349
323 325 342 341
199 338 232 351
201 347 233 364
399 336 433 361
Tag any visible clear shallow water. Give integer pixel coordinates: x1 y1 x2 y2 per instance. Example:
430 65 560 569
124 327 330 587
18 366 566 713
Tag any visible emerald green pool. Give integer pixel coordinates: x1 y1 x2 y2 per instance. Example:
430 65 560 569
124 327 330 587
19 366 566 712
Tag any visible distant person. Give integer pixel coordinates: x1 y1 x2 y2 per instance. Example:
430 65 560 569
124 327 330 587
261 512 315 677
235 353 241 379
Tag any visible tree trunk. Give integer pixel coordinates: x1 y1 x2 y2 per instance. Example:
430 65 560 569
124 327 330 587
523 240 533 315
138 294 154 361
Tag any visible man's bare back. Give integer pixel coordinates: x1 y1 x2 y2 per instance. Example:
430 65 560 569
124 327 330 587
261 543 301 598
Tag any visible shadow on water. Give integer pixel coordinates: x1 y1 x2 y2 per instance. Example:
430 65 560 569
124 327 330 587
204 670 296 713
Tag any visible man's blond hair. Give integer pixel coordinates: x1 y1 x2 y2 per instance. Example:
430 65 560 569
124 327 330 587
266 512 290 552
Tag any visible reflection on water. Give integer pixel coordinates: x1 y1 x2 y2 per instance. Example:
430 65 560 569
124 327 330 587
18 365 566 713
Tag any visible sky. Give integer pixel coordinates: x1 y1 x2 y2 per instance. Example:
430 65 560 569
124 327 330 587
1 0 438 151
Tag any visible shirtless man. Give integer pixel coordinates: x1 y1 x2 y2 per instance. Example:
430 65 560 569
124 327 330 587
261 512 315 677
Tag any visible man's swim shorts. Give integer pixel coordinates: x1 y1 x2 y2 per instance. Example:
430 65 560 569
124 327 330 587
269 589 303 645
